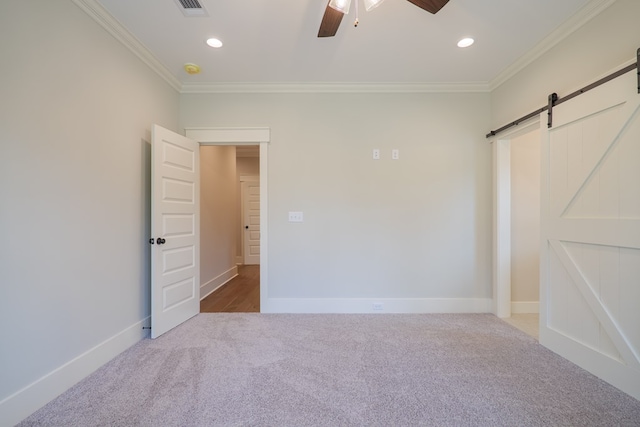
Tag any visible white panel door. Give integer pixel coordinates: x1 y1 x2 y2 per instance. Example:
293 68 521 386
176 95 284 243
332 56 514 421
151 125 200 339
243 180 260 265
540 71 640 400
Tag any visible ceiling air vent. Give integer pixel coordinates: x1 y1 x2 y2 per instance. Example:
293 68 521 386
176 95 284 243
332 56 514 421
174 0 209 17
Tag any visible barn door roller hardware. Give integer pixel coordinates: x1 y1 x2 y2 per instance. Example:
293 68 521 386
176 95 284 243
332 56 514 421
486 47 640 139
547 93 558 129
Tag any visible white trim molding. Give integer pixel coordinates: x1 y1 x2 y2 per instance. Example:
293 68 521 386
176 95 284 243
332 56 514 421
185 127 270 145
0 318 150 427
240 175 259 182
491 120 541 319
200 266 238 300
493 138 512 318
71 0 181 92
180 82 490 94
489 0 616 90
263 298 493 314
185 128 270 314
74 0 613 95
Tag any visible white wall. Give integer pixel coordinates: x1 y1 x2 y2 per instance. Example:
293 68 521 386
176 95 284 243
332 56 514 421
180 92 493 311
510 130 540 309
0 0 179 424
491 0 640 128
200 146 238 297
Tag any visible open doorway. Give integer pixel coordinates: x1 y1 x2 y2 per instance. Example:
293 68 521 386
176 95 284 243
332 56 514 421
510 130 540 315
506 128 541 339
199 144 260 313
184 127 269 314
149 126 268 337
493 121 540 330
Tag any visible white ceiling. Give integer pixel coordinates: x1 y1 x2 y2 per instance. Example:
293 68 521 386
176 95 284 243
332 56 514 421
93 0 603 90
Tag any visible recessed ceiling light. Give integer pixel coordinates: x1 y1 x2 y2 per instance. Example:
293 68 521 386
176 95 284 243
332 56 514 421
206 38 223 48
457 38 474 48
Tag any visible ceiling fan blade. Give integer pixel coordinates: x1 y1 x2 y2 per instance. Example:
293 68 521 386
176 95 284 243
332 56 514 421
406 0 449 14
318 2 344 38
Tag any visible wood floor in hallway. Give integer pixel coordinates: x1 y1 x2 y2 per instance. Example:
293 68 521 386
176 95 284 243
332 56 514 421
200 265 260 313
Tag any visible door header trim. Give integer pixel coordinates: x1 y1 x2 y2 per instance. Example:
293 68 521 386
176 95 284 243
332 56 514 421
185 127 270 144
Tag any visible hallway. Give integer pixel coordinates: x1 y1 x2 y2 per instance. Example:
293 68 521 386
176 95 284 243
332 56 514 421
200 265 260 313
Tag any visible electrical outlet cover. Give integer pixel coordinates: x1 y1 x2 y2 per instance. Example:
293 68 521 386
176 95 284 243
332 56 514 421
288 211 304 222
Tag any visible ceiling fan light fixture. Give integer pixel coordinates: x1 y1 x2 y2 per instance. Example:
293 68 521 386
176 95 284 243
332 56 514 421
328 0 351 14
364 0 385 11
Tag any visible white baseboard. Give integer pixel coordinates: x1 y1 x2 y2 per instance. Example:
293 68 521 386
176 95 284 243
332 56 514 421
0 317 150 427
262 298 493 314
235 256 243 265
511 301 540 314
200 265 238 300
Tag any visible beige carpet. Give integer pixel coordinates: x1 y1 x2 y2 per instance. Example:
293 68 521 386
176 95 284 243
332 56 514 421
19 314 640 426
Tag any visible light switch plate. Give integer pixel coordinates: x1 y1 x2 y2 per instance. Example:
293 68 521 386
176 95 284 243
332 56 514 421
288 211 304 222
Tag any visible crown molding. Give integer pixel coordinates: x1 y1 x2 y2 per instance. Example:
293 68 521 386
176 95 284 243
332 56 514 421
73 0 612 96
180 82 491 94
488 0 616 91
69 0 489 96
72 0 182 92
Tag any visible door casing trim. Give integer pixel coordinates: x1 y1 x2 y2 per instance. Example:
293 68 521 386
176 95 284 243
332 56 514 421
185 127 270 312
489 120 540 318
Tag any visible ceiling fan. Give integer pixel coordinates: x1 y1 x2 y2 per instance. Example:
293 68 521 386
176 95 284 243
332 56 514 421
318 0 449 37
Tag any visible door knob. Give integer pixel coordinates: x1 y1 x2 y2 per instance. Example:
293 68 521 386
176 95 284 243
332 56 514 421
245 226 249 229
157 238 166 245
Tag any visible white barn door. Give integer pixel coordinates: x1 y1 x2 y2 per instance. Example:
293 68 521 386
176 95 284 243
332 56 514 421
540 71 640 400
151 125 200 339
